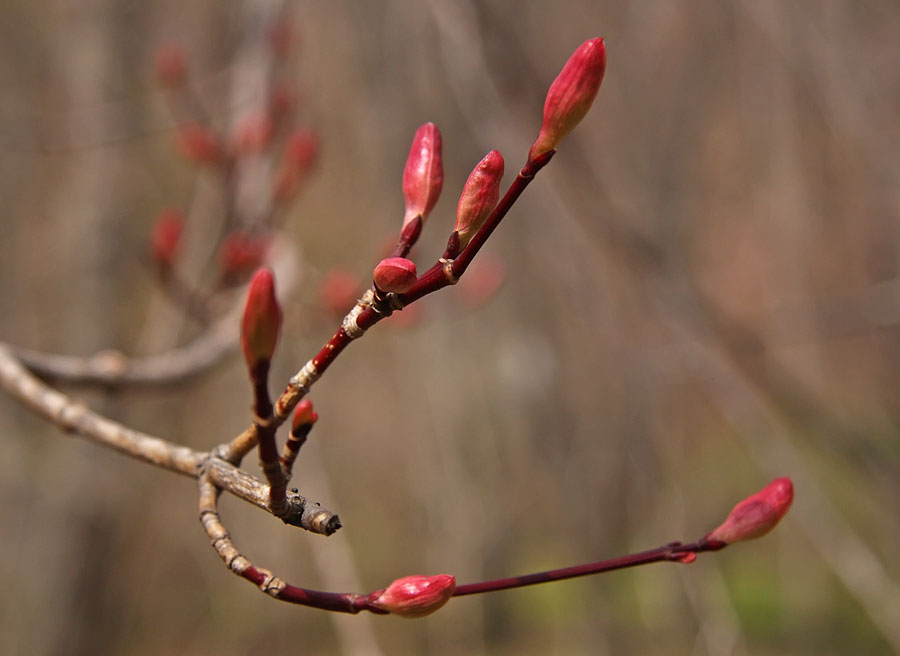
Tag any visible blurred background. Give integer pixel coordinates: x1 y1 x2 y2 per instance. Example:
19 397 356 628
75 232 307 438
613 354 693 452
1 1 899 654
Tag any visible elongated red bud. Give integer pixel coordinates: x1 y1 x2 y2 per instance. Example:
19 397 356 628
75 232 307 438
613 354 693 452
374 257 418 293
369 574 456 618
155 42 187 88
402 123 444 228
529 38 606 161
150 208 184 269
455 150 504 248
291 399 318 434
241 268 283 373
705 477 794 545
176 123 222 165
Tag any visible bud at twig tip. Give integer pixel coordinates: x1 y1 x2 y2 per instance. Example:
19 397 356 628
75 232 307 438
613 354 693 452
402 123 444 228
369 574 456 618
374 257 418 294
705 477 794 545
530 37 606 160
291 400 318 434
150 208 184 269
241 268 283 373
455 150 504 248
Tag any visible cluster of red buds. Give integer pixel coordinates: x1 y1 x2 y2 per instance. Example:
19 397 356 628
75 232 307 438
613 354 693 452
161 30 795 618
146 20 323 317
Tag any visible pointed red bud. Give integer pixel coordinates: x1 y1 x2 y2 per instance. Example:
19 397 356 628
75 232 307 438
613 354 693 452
374 257 418 293
150 208 184 269
402 123 444 228
705 477 794 545
291 399 318 433
529 38 606 160
176 123 223 165
455 150 504 248
369 574 456 618
241 268 283 371
155 42 188 88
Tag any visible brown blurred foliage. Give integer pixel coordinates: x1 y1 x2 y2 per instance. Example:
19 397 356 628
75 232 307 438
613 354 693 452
1 1 899 655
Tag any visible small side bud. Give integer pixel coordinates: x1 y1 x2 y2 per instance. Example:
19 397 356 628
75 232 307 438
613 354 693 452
155 42 187 88
369 574 456 618
374 257 418 293
241 268 283 374
705 477 794 545
402 123 444 228
529 37 606 160
291 399 318 435
150 208 184 270
455 150 504 248
176 123 222 165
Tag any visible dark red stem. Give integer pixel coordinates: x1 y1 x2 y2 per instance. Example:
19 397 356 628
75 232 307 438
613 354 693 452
240 566 386 614
453 538 725 597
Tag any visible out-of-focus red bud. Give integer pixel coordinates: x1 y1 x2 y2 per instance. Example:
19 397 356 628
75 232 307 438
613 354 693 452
150 208 185 269
529 37 606 161
455 150 504 248
284 129 319 173
373 257 418 293
705 477 794 545
273 129 320 203
319 268 360 318
369 574 456 618
268 20 297 59
241 268 283 372
233 111 274 154
291 399 318 433
269 85 298 121
402 123 444 228
457 254 506 309
176 123 223 165
220 231 271 278
155 42 188 88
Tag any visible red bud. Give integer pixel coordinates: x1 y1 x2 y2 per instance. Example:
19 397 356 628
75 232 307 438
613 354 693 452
233 111 274 154
529 38 606 160
319 268 360 318
273 130 320 203
402 123 444 228
369 574 456 618
176 123 222 165
241 268 283 371
374 257 418 293
284 129 319 173
705 477 794 545
291 399 318 433
150 208 184 269
455 150 504 248
220 231 271 278
155 42 187 88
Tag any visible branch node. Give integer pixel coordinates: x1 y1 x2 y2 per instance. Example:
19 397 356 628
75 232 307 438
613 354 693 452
440 258 459 285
